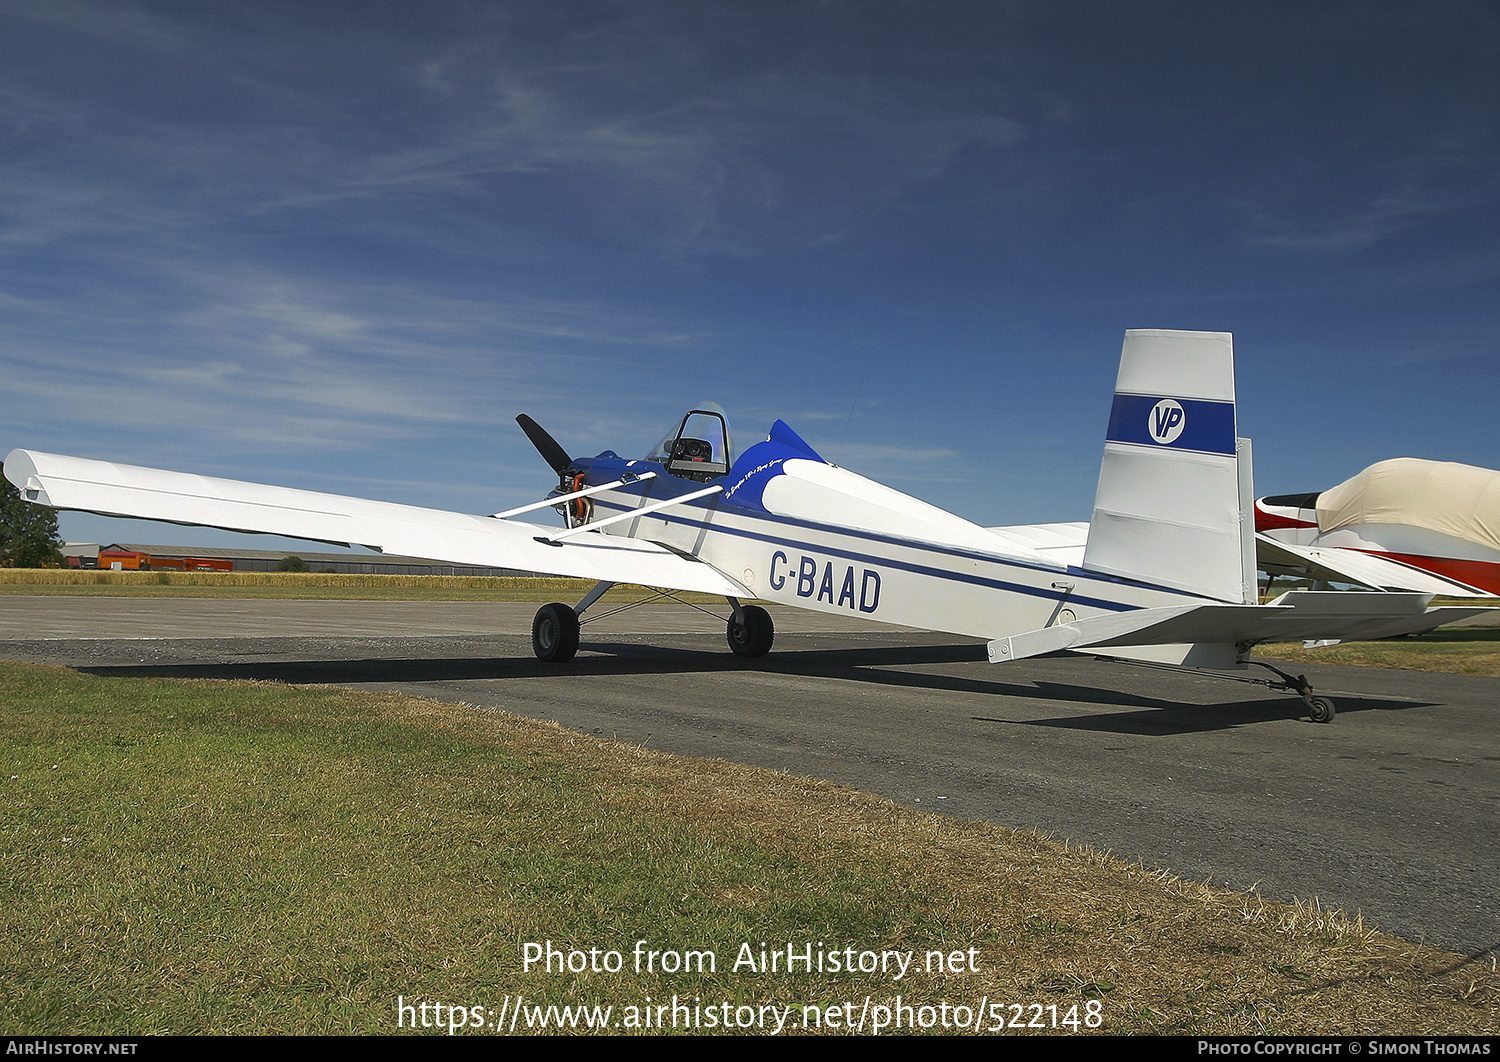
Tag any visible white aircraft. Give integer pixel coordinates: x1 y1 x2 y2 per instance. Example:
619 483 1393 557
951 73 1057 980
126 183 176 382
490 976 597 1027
6 330 1489 723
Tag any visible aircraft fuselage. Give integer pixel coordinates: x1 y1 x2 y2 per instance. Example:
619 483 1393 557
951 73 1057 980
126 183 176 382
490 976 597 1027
573 454 1209 644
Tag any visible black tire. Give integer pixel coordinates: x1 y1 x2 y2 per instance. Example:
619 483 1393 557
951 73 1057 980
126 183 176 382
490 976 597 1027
727 605 774 658
1307 696 1336 724
532 603 580 663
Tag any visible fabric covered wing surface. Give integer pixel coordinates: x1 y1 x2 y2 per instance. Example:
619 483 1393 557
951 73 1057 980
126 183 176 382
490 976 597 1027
4 449 747 596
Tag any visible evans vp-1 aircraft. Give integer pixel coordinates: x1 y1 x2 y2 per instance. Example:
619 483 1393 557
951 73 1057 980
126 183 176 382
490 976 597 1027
7 330 1489 722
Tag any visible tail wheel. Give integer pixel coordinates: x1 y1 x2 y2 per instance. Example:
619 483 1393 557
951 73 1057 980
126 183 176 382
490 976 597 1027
727 605 774 658
532 603 580 663
1307 696 1336 724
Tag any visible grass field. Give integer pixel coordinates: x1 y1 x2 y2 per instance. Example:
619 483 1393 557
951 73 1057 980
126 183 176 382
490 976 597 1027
0 569 717 602
1257 625 1500 677
1 661 1496 1035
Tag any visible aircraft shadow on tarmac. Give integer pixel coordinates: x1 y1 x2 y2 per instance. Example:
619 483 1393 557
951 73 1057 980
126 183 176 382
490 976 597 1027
66 637 1437 736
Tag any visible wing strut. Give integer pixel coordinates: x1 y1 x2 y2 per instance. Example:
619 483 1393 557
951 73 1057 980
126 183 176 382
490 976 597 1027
536 485 723 545
491 472 656 519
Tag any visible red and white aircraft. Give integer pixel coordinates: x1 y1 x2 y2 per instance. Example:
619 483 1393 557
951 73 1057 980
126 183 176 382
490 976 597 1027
1255 459 1500 597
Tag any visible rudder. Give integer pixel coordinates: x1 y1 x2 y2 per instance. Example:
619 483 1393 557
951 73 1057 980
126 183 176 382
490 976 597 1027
1081 330 1255 604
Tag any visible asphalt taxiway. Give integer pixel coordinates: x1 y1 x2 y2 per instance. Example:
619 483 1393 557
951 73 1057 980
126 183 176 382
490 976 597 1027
3 596 1496 957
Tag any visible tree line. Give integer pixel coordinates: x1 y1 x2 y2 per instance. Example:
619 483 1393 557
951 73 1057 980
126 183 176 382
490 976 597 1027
0 462 64 568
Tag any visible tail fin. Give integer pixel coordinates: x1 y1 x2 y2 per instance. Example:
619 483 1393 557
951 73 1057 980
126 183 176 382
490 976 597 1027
1081 329 1256 603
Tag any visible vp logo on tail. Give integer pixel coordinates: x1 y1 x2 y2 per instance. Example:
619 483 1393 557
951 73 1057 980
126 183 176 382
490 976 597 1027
1148 399 1185 444
1105 392 1234 456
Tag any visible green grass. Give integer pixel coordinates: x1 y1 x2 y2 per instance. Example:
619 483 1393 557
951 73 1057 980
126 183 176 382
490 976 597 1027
2 665 926 1032
2 662 1496 1035
1258 624 1500 677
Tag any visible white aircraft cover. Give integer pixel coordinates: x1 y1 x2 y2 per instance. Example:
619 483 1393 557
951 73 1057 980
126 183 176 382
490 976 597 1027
1317 458 1500 554
4 449 749 596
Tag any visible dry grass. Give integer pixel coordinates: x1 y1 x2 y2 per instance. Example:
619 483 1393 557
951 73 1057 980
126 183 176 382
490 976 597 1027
1258 624 1500 677
564 718 1500 1035
7 661 1492 1035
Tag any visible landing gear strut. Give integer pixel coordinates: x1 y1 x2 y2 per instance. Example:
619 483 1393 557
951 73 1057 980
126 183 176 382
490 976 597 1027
1102 657 1339 723
1246 661 1336 723
529 583 778 664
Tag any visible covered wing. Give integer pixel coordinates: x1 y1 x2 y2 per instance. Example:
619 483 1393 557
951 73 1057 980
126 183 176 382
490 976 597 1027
4 449 748 596
989 591 1493 663
1256 533 1490 596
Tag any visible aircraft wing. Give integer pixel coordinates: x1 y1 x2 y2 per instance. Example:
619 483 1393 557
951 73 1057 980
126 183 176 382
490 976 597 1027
989 590 1493 663
4 449 750 596
988 520 1491 597
1256 533 1490 596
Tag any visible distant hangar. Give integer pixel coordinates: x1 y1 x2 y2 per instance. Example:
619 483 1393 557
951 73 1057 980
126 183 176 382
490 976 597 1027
69 542 532 577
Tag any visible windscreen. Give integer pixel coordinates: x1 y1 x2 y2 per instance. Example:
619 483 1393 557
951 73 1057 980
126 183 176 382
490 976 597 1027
644 402 733 466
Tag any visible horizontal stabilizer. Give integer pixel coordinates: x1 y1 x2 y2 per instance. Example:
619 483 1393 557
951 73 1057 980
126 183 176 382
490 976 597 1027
4 449 749 596
1256 534 1491 596
984 521 1090 567
988 591 1493 664
988 604 1204 662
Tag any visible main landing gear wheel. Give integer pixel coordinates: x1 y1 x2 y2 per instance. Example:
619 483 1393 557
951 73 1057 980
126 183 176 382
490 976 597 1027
727 605 774 658
1307 696 1336 724
532 602 580 663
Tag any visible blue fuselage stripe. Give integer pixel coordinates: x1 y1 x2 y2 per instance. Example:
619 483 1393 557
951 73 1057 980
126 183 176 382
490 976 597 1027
588 492 1147 613
587 459 1068 570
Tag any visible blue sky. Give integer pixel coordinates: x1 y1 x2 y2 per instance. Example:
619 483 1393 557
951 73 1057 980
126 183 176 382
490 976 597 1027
3 1 1498 550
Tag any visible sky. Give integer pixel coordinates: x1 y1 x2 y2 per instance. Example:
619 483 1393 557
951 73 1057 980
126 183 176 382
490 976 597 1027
2 1 1498 551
